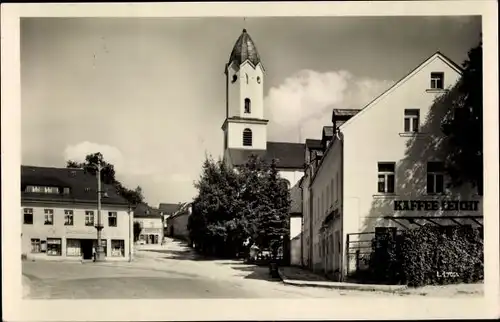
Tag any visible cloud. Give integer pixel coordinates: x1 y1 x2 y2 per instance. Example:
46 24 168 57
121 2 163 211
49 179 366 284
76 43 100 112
64 141 125 170
265 70 394 142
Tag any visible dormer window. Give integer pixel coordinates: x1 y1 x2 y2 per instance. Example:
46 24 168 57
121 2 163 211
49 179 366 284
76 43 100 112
244 98 251 113
25 185 59 194
430 72 444 90
242 128 253 146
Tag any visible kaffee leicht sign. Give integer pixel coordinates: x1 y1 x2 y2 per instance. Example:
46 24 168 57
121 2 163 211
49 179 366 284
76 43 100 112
394 200 480 211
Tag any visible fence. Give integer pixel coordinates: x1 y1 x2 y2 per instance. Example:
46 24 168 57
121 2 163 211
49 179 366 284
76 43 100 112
345 232 375 279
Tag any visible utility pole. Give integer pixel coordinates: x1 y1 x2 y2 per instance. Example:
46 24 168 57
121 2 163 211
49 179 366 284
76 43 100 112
95 160 105 262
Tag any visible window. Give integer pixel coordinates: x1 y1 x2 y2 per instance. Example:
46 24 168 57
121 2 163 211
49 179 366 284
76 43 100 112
44 209 54 225
336 173 339 201
31 238 41 253
24 208 33 225
108 211 117 227
378 162 395 194
242 128 252 146
244 98 251 113
404 109 420 133
63 187 70 194
47 238 62 256
326 184 330 209
427 161 445 194
430 72 444 89
64 210 74 225
66 239 81 257
330 178 336 202
25 185 59 194
111 240 125 257
85 211 95 226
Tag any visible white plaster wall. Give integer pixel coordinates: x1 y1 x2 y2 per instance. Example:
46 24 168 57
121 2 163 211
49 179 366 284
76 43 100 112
227 122 267 150
21 203 131 261
290 236 302 266
226 63 264 119
279 170 303 188
310 139 342 271
290 216 302 239
341 56 466 237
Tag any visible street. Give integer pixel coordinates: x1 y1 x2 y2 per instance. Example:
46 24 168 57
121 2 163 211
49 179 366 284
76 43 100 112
23 238 407 299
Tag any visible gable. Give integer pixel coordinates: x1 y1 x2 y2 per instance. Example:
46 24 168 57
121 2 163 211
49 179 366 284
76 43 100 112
339 52 463 131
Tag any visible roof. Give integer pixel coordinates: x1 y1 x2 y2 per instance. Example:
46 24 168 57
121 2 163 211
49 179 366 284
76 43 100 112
134 203 162 219
305 139 322 150
21 165 129 206
339 51 463 131
289 181 302 215
322 126 334 138
228 29 262 67
158 203 181 215
331 109 361 122
227 141 305 169
169 202 192 219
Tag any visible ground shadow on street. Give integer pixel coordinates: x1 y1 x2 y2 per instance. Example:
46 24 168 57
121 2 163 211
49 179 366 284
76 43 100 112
228 263 282 282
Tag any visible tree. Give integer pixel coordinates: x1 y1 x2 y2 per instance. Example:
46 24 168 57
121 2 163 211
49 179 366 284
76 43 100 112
133 222 142 242
188 154 291 260
66 152 144 206
253 159 290 258
441 41 483 194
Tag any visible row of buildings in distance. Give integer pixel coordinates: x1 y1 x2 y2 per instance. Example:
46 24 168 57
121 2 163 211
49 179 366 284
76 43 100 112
20 165 185 261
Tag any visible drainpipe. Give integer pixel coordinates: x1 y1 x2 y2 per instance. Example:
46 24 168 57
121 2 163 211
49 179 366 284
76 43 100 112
337 130 345 282
309 184 314 271
128 205 132 262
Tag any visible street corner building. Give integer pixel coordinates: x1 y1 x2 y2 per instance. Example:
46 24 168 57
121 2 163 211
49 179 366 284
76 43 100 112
299 52 484 280
133 203 165 246
21 166 133 261
220 29 306 260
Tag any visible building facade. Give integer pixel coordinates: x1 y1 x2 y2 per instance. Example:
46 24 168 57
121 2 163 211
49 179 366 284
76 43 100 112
134 203 164 245
302 52 483 280
21 166 133 261
159 203 181 237
166 202 192 242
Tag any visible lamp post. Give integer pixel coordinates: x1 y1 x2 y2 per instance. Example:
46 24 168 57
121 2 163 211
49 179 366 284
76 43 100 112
94 160 106 262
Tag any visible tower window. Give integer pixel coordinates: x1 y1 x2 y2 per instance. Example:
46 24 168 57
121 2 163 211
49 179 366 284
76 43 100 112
244 98 251 113
243 128 253 146
232 74 237 83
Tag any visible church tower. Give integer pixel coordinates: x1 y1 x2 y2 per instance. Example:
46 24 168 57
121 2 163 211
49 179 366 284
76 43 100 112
222 29 268 154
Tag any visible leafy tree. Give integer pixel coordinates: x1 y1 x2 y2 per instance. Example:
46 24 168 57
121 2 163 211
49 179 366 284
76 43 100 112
253 159 290 258
133 222 142 242
441 41 483 194
66 152 144 206
188 154 291 260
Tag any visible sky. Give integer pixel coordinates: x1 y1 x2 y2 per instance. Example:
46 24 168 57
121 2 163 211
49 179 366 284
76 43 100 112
21 16 482 206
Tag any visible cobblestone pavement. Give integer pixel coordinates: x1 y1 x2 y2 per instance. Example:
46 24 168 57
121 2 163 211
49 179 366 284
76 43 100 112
22 238 442 299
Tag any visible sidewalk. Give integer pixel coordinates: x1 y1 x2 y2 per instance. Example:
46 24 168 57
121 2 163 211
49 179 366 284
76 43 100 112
278 266 483 296
278 266 407 293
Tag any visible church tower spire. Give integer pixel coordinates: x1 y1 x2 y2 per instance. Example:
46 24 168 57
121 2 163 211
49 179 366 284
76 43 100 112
222 29 268 154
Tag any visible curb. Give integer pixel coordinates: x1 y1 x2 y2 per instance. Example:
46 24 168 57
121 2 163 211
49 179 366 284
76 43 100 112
278 269 407 293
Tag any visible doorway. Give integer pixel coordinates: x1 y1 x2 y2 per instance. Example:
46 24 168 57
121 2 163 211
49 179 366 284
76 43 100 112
81 239 93 260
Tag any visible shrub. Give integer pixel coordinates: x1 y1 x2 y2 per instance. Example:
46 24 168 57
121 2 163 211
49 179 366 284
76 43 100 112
369 225 483 287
